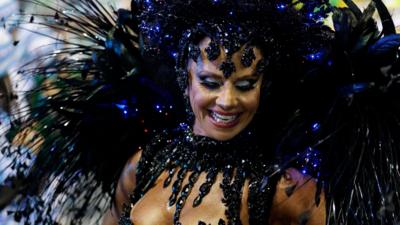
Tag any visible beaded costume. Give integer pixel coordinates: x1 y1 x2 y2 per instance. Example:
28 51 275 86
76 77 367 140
0 0 399 225
119 124 285 225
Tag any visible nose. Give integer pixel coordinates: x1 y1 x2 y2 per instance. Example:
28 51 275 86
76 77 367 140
216 85 238 110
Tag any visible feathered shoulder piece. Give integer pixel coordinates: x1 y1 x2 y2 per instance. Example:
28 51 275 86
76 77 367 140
0 0 179 224
290 0 400 224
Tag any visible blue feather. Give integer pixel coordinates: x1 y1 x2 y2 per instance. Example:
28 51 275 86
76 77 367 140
368 34 400 55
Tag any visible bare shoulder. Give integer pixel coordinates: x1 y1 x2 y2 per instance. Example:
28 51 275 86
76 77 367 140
116 150 143 212
269 168 326 225
102 150 143 225
118 149 143 193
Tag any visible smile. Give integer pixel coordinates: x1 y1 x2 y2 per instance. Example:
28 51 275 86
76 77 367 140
209 111 241 128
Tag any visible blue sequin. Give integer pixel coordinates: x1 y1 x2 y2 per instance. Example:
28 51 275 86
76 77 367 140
276 3 286 10
311 122 320 132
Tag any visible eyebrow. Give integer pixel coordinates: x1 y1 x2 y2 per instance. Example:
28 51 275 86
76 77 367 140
197 71 260 81
235 74 260 80
197 70 223 78
196 69 261 80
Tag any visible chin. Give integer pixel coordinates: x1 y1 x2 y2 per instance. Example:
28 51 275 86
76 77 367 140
208 130 241 141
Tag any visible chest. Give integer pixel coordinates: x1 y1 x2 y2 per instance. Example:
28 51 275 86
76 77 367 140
129 171 250 225
126 167 325 225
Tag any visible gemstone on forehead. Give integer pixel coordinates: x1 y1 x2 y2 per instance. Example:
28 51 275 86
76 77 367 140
205 40 220 61
219 59 236 78
241 46 256 67
221 38 242 56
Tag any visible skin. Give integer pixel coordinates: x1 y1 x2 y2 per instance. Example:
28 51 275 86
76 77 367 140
188 37 263 141
102 160 325 225
102 37 326 225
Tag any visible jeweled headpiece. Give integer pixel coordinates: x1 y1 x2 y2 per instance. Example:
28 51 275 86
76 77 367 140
135 0 333 89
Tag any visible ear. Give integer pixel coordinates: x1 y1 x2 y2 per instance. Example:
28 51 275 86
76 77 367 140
184 86 189 96
186 60 195 89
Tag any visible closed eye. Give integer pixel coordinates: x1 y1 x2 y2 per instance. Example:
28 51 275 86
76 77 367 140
199 76 222 90
235 79 258 91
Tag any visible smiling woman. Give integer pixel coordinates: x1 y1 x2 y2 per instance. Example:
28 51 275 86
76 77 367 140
2 0 399 225
188 37 263 141
101 0 332 224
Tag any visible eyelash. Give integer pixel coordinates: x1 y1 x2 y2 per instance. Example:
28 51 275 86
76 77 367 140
199 78 221 90
199 77 257 91
235 80 257 91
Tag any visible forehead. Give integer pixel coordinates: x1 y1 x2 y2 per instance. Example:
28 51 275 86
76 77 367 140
193 37 263 77
198 37 262 56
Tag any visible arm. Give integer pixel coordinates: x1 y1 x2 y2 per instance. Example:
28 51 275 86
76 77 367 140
269 168 326 225
102 150 142 225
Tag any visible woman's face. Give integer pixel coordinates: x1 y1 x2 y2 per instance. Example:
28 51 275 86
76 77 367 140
187 37 263 141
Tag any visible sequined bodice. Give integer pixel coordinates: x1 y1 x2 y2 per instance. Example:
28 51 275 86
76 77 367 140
118 125 324 225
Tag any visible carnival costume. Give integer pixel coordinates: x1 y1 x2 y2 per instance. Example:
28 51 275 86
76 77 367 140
0 0 399 225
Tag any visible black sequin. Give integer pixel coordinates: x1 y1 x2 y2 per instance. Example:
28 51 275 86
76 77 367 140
219 60 236 78
121 125 280 225
173 171 200 224
193 167 218 207
119 204 134 225
164 167 177 188
221 166 245 225
205 40 220 61
241 47 256 67
169 167 188 206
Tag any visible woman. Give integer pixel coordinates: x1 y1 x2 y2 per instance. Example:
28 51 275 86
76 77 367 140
102 38 325 224
101 0 331 222
2 0 400 225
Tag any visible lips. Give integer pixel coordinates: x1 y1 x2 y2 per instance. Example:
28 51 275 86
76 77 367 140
209 110 241 128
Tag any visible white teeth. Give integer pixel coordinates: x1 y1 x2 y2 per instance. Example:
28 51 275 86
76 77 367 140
210 111 238 123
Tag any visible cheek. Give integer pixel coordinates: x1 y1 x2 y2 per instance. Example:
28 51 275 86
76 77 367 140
242 88 261 114
189 84 215 112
